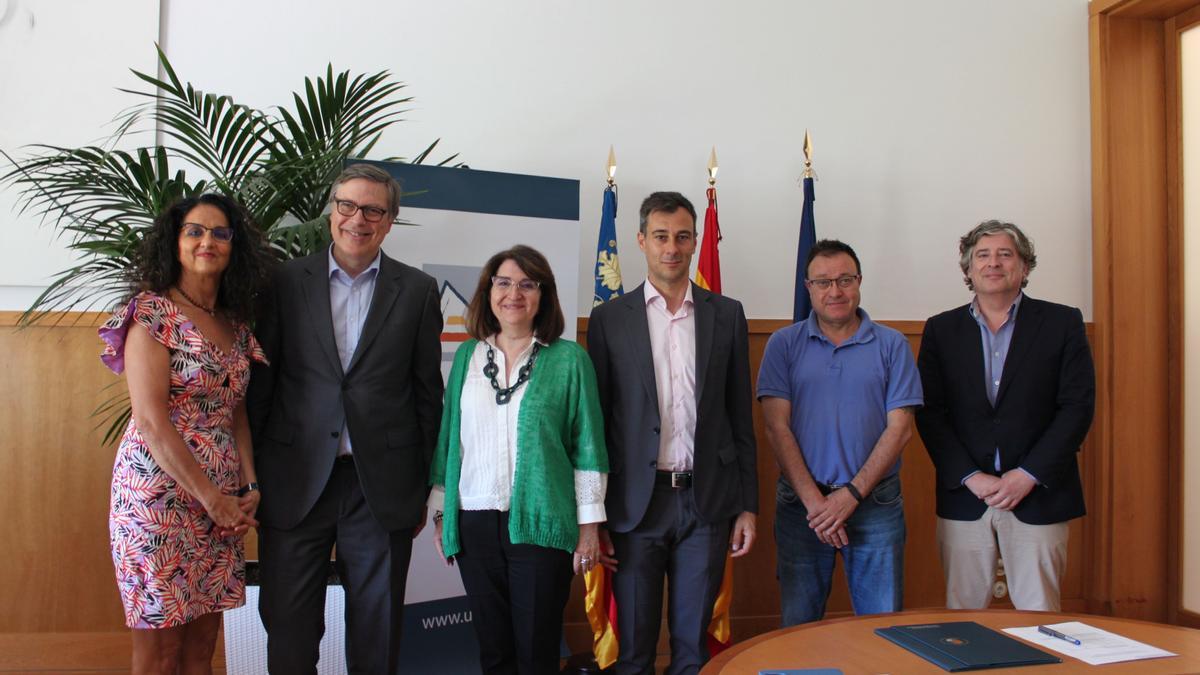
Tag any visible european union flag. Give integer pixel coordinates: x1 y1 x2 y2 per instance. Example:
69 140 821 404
793 176 817 322
593 185 624 306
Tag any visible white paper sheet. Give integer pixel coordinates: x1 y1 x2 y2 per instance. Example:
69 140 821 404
1003 621 1177 666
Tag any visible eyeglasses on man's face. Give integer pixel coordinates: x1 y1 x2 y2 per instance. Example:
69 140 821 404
491 276 541 293
181 223 234 242
333 199 389 223
805 274 861 291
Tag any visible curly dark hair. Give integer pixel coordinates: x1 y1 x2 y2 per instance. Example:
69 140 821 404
126 194 274 323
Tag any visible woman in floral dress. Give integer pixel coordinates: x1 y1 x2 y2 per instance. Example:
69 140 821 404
99 193 274 673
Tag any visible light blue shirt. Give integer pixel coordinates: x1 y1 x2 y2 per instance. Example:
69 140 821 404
756 309 924 485
328 246 381 455
966 292 1038 483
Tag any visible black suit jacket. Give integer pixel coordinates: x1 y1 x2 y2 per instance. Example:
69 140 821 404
248 251 444 531
587 283 758 532
915 295 1095 525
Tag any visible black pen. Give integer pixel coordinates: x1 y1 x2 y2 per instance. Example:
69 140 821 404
1038 625 1083 645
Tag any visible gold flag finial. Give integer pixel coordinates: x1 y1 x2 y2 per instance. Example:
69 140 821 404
802 129 814 179
707 146 719 186
606 146 617 186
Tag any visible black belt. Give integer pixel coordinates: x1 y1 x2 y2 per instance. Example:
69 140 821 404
815 481 851 497
655 470 693 489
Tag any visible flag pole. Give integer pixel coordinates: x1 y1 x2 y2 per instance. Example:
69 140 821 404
695 147 723 294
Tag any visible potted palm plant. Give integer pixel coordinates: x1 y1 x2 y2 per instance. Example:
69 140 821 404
2 45 460 441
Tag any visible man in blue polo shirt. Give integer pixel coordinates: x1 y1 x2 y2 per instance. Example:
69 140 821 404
758 239 923 626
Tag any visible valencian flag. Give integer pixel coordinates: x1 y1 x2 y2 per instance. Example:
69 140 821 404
695 187 722 293
593 185 624 306
793 174 817 322
586 182 622 669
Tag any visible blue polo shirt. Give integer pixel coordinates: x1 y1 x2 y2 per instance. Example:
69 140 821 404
756 309 923 485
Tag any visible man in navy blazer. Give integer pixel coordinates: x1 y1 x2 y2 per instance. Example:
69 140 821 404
588 191 757 675
916 220 1094 611
249 164 444 673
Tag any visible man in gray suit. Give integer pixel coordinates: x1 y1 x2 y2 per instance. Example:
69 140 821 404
587 191 758 675
249 163 444 674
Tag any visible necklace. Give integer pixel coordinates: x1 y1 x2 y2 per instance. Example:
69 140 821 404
483 341 542 405
173 285 217 317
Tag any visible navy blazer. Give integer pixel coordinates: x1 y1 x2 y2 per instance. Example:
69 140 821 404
248 251 444 532
915 295 1095 525
587 283 758 532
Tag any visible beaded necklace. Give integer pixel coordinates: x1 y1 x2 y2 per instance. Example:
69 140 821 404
483 342 542 405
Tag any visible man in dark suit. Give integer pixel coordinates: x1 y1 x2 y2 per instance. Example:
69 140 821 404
916 220 1094 611
587 191 758 675
249 163 444 673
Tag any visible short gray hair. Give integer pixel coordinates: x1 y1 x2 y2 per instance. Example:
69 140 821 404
958 220 1037 290
329 163 402 219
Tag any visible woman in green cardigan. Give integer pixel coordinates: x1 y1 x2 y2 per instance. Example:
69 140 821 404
428 245 608 674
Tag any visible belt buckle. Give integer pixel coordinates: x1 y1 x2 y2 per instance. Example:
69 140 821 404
671 472 687 489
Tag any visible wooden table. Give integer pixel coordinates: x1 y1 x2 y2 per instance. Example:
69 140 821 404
701 609 1200 674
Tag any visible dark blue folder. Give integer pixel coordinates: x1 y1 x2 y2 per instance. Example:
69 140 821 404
875 621 1061 671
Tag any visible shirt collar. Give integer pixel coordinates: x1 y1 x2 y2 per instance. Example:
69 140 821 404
484 334 547 355
643 279 694 308
968 291 1023 324
328 245 382 282
804 307 876 346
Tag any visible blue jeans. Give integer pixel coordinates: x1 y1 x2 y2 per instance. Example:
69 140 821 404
774 473 906 626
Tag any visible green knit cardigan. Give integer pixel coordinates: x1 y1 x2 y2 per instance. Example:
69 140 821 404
430 338 608 558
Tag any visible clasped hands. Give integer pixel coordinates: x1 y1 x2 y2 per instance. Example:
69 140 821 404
206 489 260 538
805 488 858 549
965 469 1035 511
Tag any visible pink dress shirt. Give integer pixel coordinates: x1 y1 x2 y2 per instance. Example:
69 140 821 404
643 280 697 472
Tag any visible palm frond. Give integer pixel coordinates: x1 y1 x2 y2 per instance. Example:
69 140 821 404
2 47 462 446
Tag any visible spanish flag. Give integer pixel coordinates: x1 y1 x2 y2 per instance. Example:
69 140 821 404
694 186 722 293
584 566 619 668
694 183 735 655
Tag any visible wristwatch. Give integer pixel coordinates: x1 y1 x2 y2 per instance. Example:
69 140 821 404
236 482 260 497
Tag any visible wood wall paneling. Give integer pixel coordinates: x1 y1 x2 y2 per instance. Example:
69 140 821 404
0 313 126 633
4 312 1096 656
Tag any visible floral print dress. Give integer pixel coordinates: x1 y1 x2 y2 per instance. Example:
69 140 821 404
99 292 267 629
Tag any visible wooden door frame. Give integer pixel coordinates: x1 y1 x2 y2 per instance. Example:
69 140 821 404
1089 0 1200 626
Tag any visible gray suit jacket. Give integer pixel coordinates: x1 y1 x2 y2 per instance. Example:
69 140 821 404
587 283 758 532
248 250 444 532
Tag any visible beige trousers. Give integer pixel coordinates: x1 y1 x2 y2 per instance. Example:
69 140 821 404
937 508 1069 611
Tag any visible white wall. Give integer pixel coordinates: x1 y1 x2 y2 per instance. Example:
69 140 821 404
0 0 159 310
1 0 1093 320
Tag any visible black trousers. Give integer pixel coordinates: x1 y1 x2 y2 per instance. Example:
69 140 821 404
259 457 414 674
456 509 573 675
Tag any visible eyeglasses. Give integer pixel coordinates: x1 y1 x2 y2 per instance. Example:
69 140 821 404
333 199 390 223
805 274 861 290
491 276 541 293
181 223 234 242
